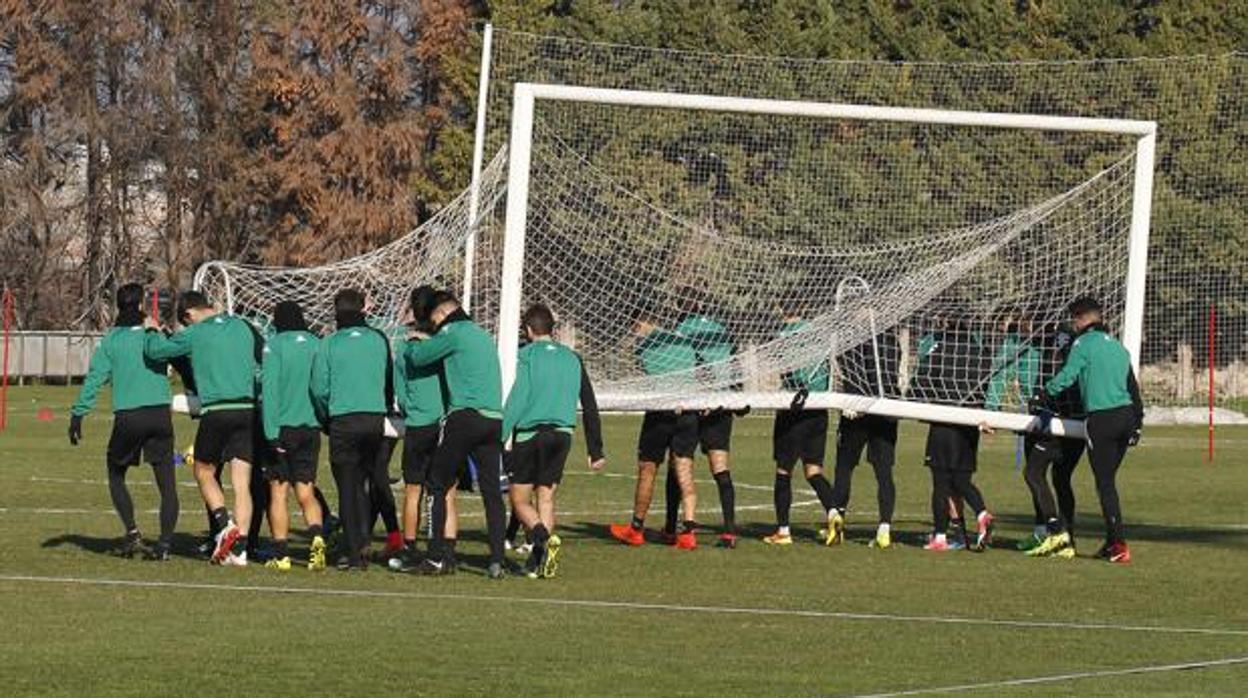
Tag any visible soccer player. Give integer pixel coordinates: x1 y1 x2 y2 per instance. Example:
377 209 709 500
502 304 606 578
145 290 262 565
827 322 901 549
911 316 995 552
1014 321 1086 557
675 306 738 547
259 300 327 571
1032 296 1143 563
763 312 839 546
310 289 393 570
609 314 700 550
69 283 179 560
404 290 508 578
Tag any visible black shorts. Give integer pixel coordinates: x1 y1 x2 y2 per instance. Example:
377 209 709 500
924 423 981 472
698 410 734 453
269 426 321 484
328 413 385 474
194 408 256 466
107 406 174 470
637 411 699 463
508 428 573 486
836 414 898 470
773 409 828 469
402 423 440 486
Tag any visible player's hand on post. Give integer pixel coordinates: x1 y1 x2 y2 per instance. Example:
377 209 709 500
68 415 83 445
1027 389 1051 414
977 421 995 435
841 408 860 420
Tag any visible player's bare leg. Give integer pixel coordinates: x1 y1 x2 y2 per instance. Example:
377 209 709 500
264 479 293 569
195 459 241 563
229 458 254 541
295 482 322 529
610 461 657 546
509 482 540 532
401 483 423 543
673 455 698 549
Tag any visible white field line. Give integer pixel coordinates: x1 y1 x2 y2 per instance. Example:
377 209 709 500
2 574 1248 640
845 655 1248 697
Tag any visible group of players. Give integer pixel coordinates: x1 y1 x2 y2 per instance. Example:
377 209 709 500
70 281 1143 580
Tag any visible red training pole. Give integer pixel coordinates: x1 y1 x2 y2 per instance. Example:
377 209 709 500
1 286 12 432
1208 304 1215 463
150 286 160 324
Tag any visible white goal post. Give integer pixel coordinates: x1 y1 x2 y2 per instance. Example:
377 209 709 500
497 83 1157 438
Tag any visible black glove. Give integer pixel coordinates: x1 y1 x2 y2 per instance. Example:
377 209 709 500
1128 426 1142 447
790 387 809 411
732 405 751 417
1028 389 1053 415
68 415 83 445
1032 408 1054 436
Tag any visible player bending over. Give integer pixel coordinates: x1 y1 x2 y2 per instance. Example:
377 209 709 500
145 291 261 565
609 314 700 550
404 290 508 579
763 312 839 546
827 321 901 549
260 300 327 571
310 289 393 571
69 283 179 560
1017 321 1085 559
502 304 605 578
1032 296 1142 564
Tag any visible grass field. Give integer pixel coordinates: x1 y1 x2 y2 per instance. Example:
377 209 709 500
1 385 1246 696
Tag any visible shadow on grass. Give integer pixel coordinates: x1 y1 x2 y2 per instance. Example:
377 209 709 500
989 512 1248 550
41 532 207 559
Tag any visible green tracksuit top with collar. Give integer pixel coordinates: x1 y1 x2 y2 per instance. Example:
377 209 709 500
143 314 261 412
777 319 830 392
1044 326 1138 414
310 324 393 421
260 330 321 441
73 325 172 415
404 313 502 418
501 338 604 459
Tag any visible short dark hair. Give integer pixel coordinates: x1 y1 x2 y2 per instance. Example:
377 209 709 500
430 289 458 311
176 290 211 322
272 300 307 332
1067 296 1102 316
409 285 437 324
523 304 555 336
334 288 365 315
116 283 144 312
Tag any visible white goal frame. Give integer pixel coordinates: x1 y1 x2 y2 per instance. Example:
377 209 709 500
497 83 1157 437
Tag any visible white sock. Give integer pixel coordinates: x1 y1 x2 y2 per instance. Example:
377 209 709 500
778 526 791 536
877 522 891 536
934 532 947 543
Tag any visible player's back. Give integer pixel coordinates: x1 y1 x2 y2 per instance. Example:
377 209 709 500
512 340 583 430
262 330 320 432
187 315 260 406
76 326 171 414
438 317 502 414
318 325 390 417
635 328 697 377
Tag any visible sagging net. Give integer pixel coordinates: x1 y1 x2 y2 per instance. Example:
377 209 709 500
483 114 1136 411
193 150 509 334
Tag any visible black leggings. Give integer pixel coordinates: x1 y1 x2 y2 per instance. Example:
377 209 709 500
930 468 985 533
830 459 896 523
367 438 400 535
1086 406 1135 544
427 410 504 564
1023 436 1084 532
109 462 179 544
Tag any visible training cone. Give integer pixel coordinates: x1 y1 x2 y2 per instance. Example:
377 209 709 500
36 407 54 422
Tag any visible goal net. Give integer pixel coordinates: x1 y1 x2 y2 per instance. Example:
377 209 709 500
491 85 1156 434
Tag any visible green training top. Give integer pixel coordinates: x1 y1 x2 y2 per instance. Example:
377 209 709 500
72 325 172 416
502 338 605 459
397 355 445 427
144 314 260 412
260 330 320 441
985 333 1041 411
777 319 830 392
310 324 393 420
1045 327 1135 413
634 328 698 377
404 315 502 418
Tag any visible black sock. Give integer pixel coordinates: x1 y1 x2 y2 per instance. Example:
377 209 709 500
307 523 323 538
713 471 735 530
806 473 835 512
210 506 231 533
274 539 289 558
774 472 793 528
679 519 697 534
664 466 680 533
1046 518 1062 535
630 515 645 531
506 511 522 542
234 535 248 555
404 538 417 550
532 523 551 547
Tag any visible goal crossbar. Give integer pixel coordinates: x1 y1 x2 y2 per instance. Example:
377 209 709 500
498 83 1157 439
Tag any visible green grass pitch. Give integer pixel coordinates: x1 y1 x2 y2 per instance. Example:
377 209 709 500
1 385 1245 696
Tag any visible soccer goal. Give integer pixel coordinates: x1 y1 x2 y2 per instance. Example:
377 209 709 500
496 83 1157 437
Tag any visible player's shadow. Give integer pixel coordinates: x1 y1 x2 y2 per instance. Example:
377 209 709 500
41 532 206 559
990 512 1248 551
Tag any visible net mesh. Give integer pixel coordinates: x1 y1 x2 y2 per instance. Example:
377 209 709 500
497 118 1135 411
